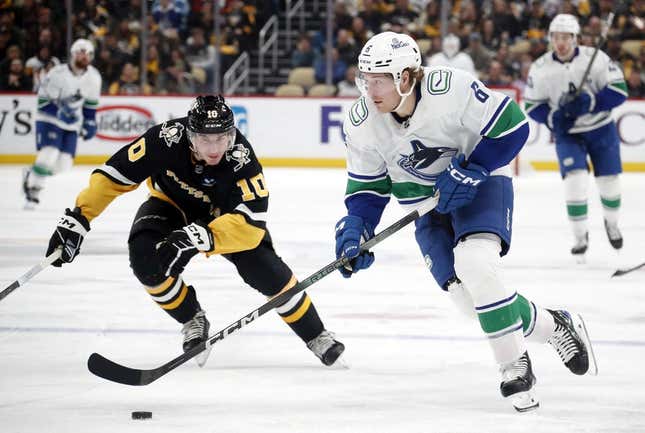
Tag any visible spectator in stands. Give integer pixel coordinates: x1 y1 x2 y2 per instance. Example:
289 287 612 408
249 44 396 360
225 0 258 53
417 0 440 38
25 45 60 91
626 68 645 97
334 1 353 32
520 1 549 40
493 43 517 79
350 16 370 48
185 26 216 90
314 48 347 85
512 59 532 94
386 0 420 34
152 0 187 39
427 33 476 76
465 32 492 76
157 47 194 94
337 65 360 97
0 44 22 78
109 62 147 95
336 29 359 67
145 44 161 89
358 0 384 35
291 35 315 68
481 18 501 51
74 0 110 41
0 58 32 91
491 0 521 41
483 60 511 86
528 37 547 60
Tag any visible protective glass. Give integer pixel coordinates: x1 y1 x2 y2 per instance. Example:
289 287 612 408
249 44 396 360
191 130 234 152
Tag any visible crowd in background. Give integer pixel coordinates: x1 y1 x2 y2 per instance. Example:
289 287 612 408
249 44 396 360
0 0 643 96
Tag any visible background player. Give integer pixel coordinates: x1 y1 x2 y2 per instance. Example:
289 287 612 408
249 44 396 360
335 31 596 412
44 95 345 367
22 38 101 209
524 14 628 261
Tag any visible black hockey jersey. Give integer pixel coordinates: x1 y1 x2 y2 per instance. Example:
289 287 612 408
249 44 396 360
74 117 269 255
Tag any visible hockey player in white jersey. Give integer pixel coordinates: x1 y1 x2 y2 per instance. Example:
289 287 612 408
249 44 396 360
22 38 102 209
427 33 476 76
335 31 597 412
524 14 628 260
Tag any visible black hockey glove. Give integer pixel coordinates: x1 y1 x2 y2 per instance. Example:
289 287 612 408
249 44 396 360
47 207 91 267
156 221 214 277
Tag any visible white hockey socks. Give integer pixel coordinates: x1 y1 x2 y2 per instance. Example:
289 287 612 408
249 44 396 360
563 170 589 239
596 175 621 225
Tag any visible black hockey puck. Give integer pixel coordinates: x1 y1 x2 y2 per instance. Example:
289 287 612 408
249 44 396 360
132 411 152 420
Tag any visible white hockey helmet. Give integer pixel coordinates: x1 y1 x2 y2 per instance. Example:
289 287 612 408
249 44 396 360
442 34 460 58
70 38 95 61
549 14 580 36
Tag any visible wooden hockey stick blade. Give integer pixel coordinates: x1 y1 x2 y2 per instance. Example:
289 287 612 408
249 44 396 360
87 200 437 386
611 261 645 278
0 248 62 302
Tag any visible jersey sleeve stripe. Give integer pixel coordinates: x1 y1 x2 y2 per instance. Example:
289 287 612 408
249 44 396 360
391 182 436 200
348 171 388 181
234 203 268 222
95 164 138 185
480 95 511 136
483 100 527 139
84 99 99 108
608 80 628 97
346 177 392 195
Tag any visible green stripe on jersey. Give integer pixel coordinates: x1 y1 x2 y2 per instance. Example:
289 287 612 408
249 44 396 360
486 100 526 138
346 177 392 195
524 101 535 112
608 81 628 96
37 97 51 107
84 99 99 108
391 182 435 199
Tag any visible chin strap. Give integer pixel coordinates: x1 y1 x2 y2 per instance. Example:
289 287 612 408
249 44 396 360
392 78 416 112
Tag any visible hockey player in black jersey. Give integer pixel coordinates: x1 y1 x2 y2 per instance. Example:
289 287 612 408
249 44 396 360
45 95 345 367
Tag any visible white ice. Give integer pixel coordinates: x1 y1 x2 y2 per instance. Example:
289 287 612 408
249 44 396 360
0 165 644 433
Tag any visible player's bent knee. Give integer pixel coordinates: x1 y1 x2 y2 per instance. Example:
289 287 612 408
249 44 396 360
454 234 505 305
54 152 74 174
446 278 476 319
128 232 166 286
35 146 60 173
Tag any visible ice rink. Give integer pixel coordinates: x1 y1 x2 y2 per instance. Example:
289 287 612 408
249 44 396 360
1 165 644 433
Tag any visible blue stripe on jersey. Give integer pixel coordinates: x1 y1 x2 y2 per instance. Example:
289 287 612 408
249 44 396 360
469 122 529 172
526 103 550 124
592 85 627 113
345 193 390 229
480 96 510 136
398 197 428 205
348 171 388 181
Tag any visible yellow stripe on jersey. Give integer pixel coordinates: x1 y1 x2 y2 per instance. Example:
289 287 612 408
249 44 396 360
146 276 176 295
282 294 312 323
206 213 266 255
76 172 139 222
159 283 189 310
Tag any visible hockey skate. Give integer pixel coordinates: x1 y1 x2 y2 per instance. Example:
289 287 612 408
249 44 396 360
547 310 598 376
604 220 623 250
306 330 345 366
22 168 40 210
500 351 539 412
570 232 588 263
181 310 211 367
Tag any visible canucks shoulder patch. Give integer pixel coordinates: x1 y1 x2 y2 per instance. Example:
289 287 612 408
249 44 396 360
349 97 368 126
427 69 452 95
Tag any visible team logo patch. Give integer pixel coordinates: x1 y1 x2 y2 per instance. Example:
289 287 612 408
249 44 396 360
226 142 251 172
398 140 458 181
159 121 184 147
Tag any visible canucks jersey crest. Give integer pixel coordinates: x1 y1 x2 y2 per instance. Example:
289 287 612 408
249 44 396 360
398 140 457 181
226 142 251 172
159 121 184 147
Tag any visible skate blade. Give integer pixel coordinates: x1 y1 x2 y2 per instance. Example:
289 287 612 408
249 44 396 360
573 254 586 264
573 313 598 376
326 355 350 370
23 201 37 211
509 390 539 413
195 346 213 368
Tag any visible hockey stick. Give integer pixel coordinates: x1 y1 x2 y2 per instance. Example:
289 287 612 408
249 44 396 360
0 248 62 302
87 197 438 386
574 12 615 97
611 261 645 278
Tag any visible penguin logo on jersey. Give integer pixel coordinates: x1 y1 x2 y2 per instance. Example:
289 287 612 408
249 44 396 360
225 142 251 172
159 121 184 147
398 140 457 181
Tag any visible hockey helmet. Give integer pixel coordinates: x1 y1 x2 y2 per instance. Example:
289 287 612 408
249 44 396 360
70 38 95 61
442 34 461 58
357 31 422 83
187 95 235 134
549 14 580 36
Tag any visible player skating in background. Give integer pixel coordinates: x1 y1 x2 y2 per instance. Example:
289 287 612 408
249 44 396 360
335 31 596 412
44 95 345 367
22 38 101 209
524 14 628 261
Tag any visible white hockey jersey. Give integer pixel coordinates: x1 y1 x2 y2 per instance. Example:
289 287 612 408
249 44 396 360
343 66 527 213
36 64 102 131
524 46 627 133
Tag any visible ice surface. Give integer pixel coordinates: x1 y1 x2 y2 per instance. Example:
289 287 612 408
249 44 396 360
1 166 644 433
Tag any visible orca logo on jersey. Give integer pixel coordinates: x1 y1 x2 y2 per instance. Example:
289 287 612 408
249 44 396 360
398 140 458 181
